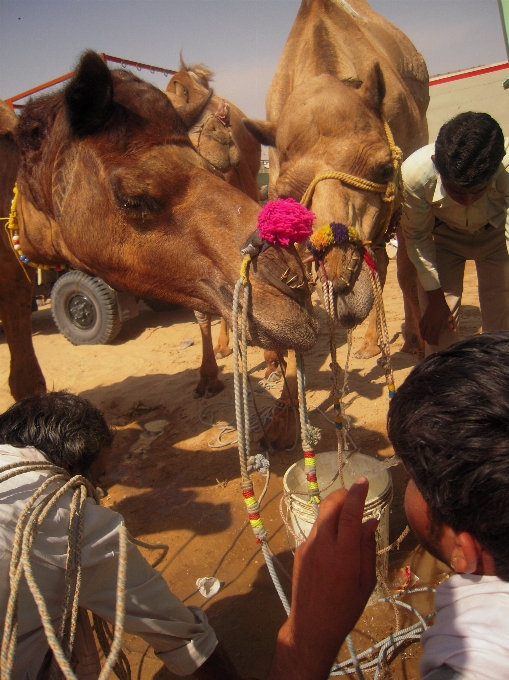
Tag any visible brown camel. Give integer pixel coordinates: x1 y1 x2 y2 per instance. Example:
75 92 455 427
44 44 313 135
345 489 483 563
0 51 318 402
166 60 263 397
0 100 47 400
244 0 429 449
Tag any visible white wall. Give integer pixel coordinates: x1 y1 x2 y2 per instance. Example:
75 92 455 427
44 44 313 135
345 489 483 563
427 64 509 141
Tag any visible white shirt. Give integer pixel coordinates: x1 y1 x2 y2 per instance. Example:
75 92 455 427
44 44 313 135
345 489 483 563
420 573 509 680
401 141 509 290
0 445 217 679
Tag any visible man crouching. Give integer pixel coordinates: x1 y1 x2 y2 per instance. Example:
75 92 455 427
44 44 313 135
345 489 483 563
0 391 252 680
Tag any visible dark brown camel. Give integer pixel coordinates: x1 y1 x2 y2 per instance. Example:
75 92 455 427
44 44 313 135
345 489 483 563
0 52 318 402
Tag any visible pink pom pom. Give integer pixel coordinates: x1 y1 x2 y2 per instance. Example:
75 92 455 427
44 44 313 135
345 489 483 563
257 198 315 247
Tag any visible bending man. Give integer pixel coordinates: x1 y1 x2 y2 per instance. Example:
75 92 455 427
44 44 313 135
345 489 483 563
401 112 509 354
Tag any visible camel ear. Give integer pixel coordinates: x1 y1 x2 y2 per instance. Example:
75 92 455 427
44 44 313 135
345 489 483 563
0 101 18 136
242 119 277 147
359 62 386 114
65 51 113 137
174 89 213 128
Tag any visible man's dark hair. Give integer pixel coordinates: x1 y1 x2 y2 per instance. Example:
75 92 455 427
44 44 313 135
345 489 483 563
387 332 509 581
0 391 114 472
434 112 505 188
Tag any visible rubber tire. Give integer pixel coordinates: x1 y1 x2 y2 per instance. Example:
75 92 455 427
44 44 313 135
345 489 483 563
143 298 180 312
51 271 122 345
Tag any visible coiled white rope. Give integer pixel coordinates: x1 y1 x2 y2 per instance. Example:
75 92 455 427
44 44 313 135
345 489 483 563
0 461 167 680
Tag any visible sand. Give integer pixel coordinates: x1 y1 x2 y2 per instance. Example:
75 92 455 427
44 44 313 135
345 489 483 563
0 259 482 679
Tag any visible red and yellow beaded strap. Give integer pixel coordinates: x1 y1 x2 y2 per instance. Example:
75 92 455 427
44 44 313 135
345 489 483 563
242 485 266 543
304 450 320 502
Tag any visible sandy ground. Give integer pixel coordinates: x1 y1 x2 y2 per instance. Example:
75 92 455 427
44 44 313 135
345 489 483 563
0 259 482 679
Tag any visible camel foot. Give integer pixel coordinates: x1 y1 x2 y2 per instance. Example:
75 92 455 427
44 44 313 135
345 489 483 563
214 347 233 360
257 400 299 451
193 378 224 399
401 333 424 355
264 352 286 379
354 343 381 360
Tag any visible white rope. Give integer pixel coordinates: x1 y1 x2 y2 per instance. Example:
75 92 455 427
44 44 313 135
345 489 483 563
229 254 430 680
198 400 276 449
0 462 167 680
329 588 436 677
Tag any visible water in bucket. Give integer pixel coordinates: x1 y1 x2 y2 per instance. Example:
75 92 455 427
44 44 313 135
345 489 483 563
283 451 393 606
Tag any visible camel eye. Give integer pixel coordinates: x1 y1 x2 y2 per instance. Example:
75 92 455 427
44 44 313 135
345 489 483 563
375 164 393 184
114 189 163 219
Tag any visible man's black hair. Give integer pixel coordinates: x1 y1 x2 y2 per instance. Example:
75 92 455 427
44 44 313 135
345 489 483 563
434 112 505 189
0 391 114 472
387 331 509 581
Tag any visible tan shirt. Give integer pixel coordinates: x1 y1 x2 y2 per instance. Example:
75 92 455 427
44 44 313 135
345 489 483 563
401 141 509 290
0 445 217 679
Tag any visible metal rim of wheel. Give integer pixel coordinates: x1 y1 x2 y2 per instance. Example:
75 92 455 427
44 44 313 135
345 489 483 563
67 292 97 330
51 271 122 345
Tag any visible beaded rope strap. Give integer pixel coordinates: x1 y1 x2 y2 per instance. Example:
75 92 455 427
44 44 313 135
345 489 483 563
4 185 67 273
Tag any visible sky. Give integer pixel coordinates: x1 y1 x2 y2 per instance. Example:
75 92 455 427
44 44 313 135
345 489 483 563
1 0 508 122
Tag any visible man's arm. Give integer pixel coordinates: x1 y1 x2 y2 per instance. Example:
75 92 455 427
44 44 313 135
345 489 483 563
267 479 377 680
401 181 454 345
76 502 252 678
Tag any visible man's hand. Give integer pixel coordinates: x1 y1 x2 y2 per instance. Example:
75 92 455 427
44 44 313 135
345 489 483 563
419 288 455 345
268 478 377 680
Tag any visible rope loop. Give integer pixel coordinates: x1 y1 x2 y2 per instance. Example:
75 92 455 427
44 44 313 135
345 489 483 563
0 461 167 680
300 119 403 243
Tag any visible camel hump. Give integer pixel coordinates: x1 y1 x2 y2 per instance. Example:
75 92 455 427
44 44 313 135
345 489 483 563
300 0 429 87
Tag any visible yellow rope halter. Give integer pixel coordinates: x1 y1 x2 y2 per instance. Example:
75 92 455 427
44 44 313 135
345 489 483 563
300 119 403 240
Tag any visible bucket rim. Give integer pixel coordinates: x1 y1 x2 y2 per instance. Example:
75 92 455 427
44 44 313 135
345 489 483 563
283 450 393 507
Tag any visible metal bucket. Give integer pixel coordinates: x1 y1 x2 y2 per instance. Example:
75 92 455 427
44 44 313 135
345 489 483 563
283 451 393 606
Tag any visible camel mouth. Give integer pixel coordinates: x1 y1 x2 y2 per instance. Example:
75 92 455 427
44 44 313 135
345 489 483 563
219 283 318 352
256 258 310 305
333 309 360 329
316 259 374 328
247 309 319 352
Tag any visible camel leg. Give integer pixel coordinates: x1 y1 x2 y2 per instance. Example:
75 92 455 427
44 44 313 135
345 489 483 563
263 349 287 379
354 247 389 359
396 225 424 355
213 317 233 359
258 350 299 451
0 237 46 400
193 311 224 399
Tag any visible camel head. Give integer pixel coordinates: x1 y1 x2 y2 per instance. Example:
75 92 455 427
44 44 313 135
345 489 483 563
15 51 318 352
244 63 402 329
166 64 241 175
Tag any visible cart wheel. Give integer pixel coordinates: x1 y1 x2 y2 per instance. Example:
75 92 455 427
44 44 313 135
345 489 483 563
51 271 122 345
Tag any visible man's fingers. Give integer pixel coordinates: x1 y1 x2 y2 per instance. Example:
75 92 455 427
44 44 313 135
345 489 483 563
447 313 456 332
309 488 348 539
335 478 369 548
360 517 378 592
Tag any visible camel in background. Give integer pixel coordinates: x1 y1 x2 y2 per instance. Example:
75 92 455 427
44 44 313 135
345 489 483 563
0 51 318 402
165 60 264 397
244 0 429 449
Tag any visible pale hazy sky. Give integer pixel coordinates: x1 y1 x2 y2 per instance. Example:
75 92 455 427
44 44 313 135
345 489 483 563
1 0 507 120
